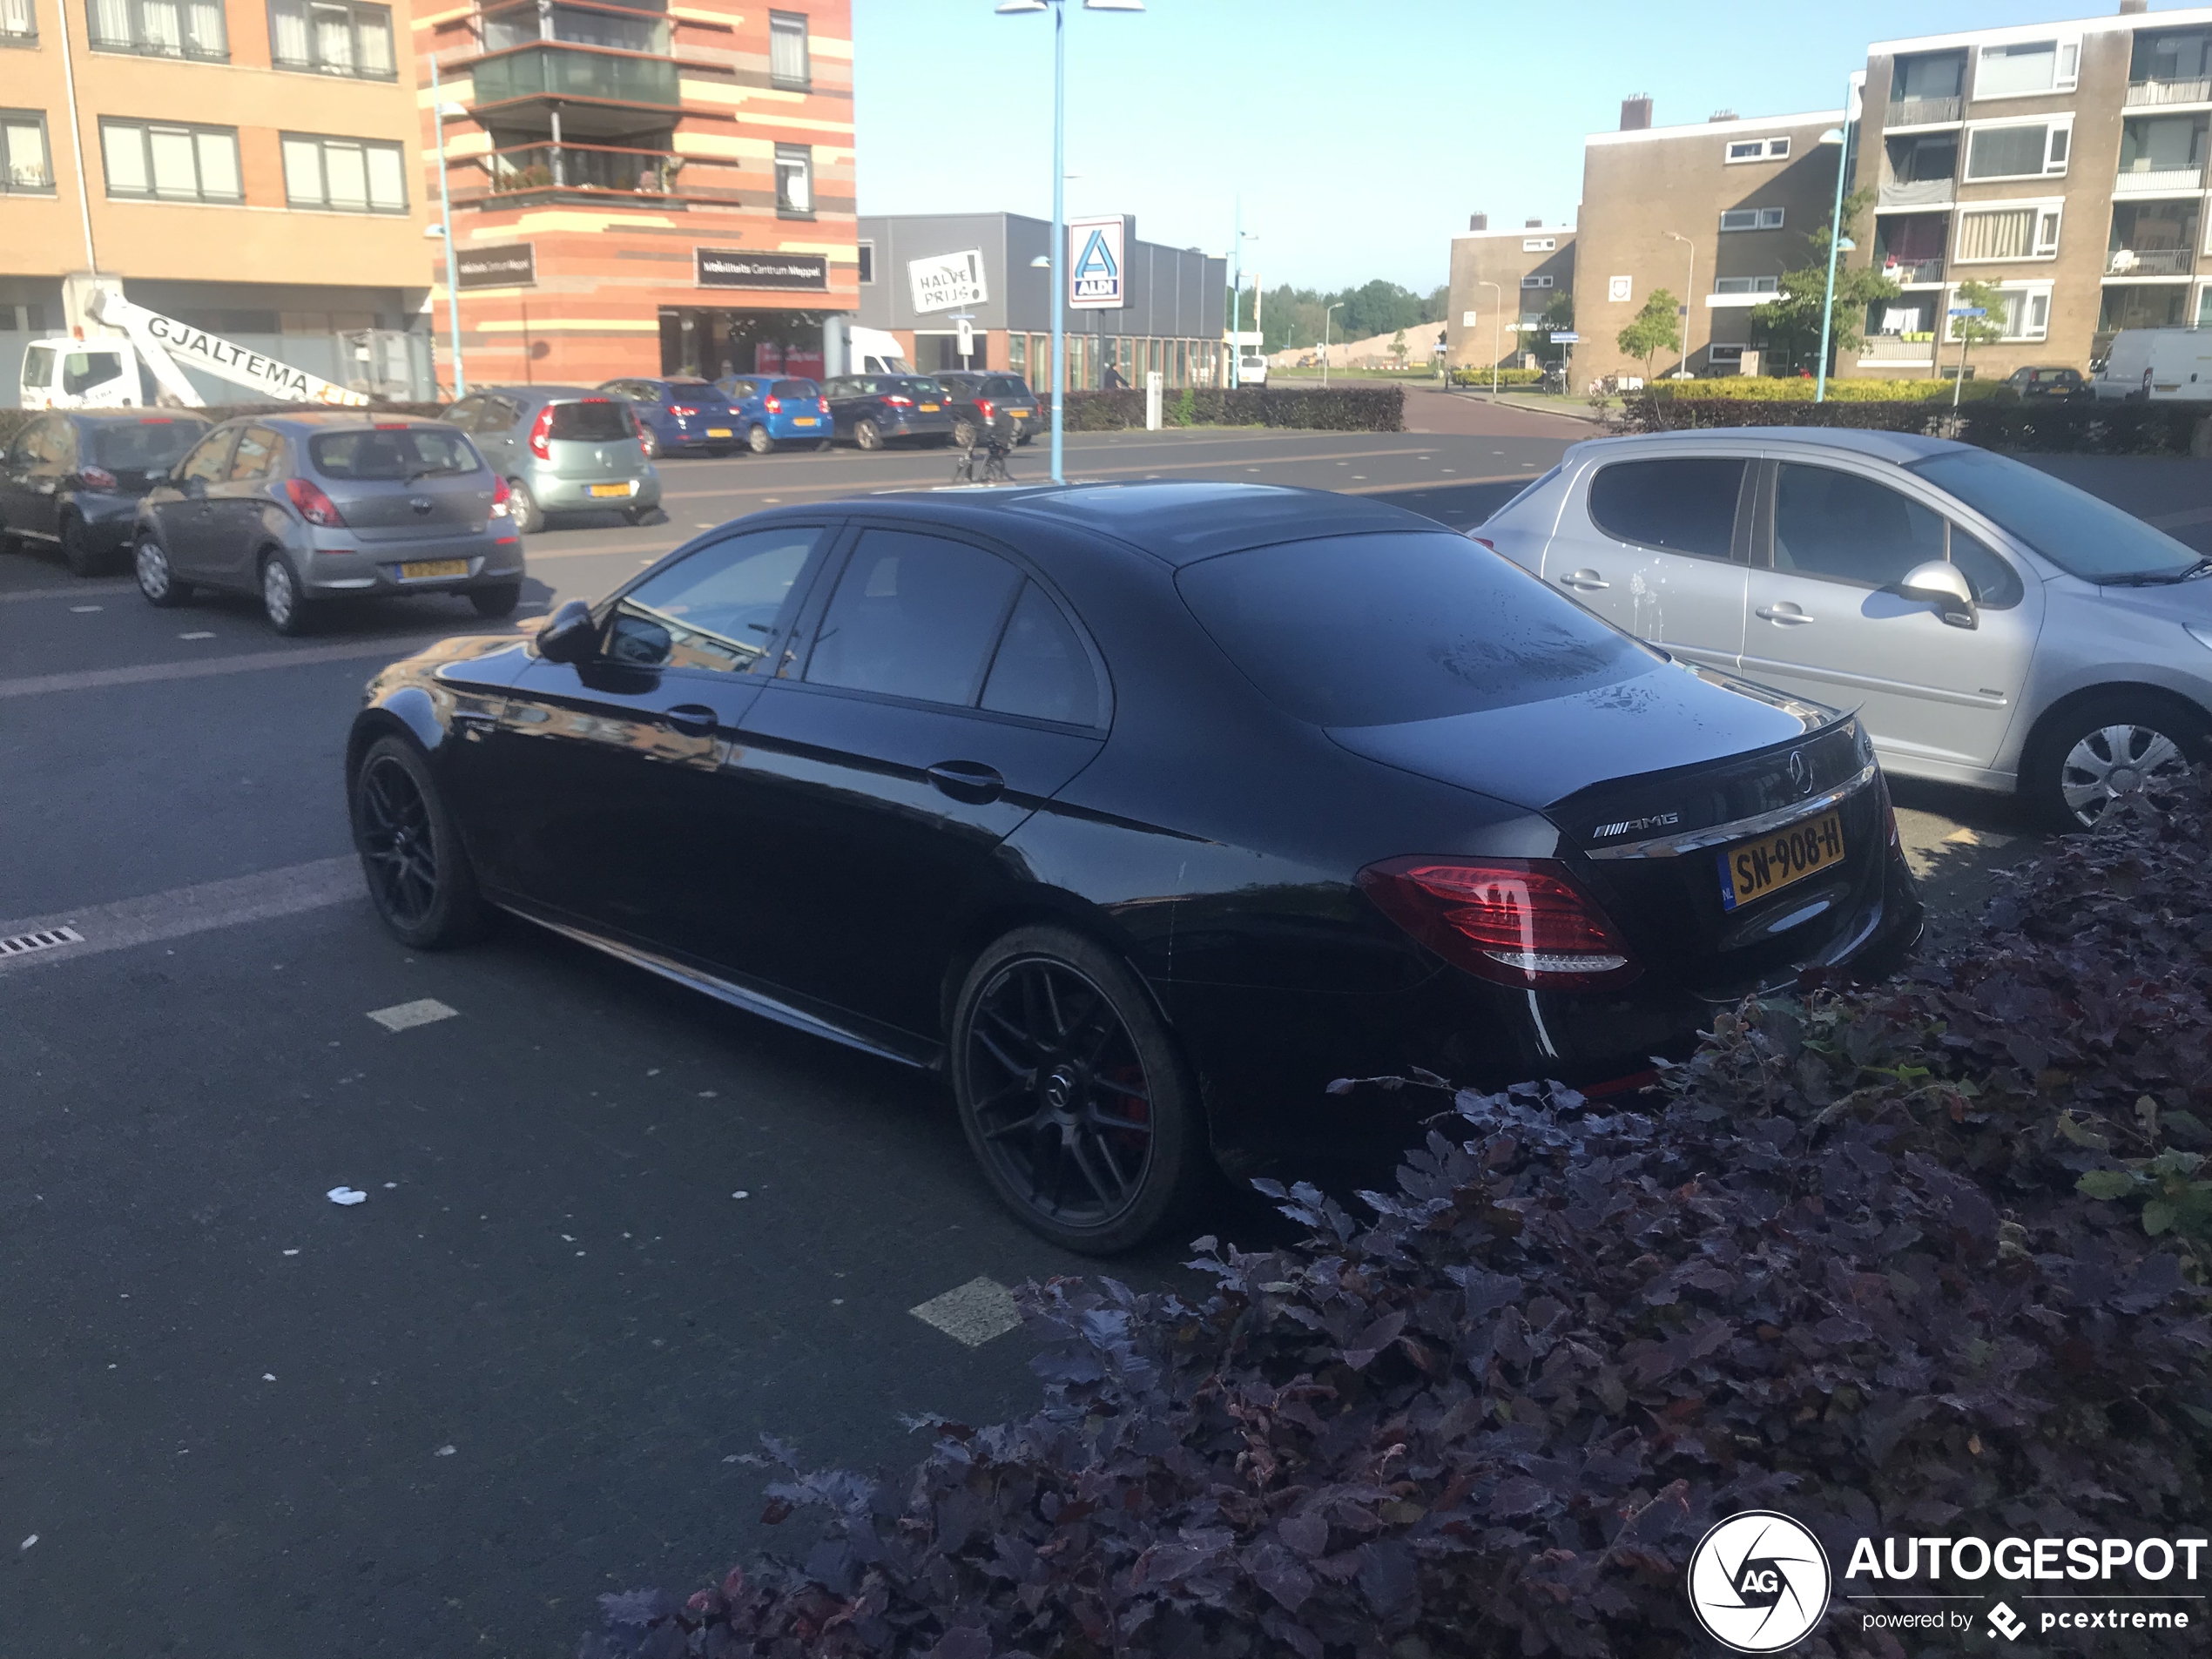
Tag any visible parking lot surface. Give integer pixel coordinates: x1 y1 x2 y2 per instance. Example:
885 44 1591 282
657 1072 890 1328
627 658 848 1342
0 396 2187 1656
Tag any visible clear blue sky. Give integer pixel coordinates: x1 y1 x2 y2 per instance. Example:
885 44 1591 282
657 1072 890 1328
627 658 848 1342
853 0 2170 293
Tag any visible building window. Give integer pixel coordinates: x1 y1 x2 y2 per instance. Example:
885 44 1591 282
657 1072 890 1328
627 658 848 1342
1724 136 1791 163
857 239 873 283
1521 236 1555 251
1708 344 1746 364
1956 205 2062 261
2 111 52 191
270 0 394 78
769 10 808 87
1521 273 1554 289
1719 206 1784 232
281 132 408 212
2 0 36 44
100 118 241 201
1965 120 2069 181
1715 275 1779 294
87 0 226 59
1975 37 2079 99
1947 284 2053 341
774 142 812 216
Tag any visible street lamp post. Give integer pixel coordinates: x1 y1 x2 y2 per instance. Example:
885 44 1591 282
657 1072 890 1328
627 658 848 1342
996 0 1143 484
428 53 467 397
1228 201 1257 388
1322 301 1342 386
1814 72 1862 403
1475 279 1501 396
1663 230 1695 377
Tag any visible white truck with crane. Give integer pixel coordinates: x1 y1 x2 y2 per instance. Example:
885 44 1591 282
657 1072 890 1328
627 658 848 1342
17 288 371 411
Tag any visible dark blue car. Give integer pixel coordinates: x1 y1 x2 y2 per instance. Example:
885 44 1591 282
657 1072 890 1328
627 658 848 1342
714 376 833 454
596 376 740 458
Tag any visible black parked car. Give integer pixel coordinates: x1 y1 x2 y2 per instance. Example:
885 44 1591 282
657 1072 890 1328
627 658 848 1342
934 370 1041 448
0 409 211 575
821 374 954 450
2003 366 2092 401
345 483 1922 1252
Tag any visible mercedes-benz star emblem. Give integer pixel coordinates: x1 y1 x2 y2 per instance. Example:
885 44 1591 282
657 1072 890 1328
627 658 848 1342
1686 1511 1831 1653
1787 751 1813 797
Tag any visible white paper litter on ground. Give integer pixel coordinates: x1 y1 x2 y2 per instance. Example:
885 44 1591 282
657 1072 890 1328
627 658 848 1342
435 1444 456 1457
327 1187 367 1206
367 998 459 1033
19 1535 35 1551
909 1277 1024 1348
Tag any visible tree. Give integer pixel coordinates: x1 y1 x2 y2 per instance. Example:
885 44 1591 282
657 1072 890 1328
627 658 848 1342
1522 292 1574 365
1946 278 2006 401
1389 328 1409 368
1749 186 1900 374
1616 289 1682 381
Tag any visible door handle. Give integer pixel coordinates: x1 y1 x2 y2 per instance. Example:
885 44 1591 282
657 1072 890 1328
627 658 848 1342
1755 604 1815 625
450 710 500 732
661 703 718 737
1558 568 1610 590
925 760 1006 805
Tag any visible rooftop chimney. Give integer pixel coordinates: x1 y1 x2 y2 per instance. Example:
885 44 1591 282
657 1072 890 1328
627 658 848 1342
2119 0 2148 12
1710 109 1738 121
1526 218 1542 228
1470 212 1487 231
1621 95 1652 132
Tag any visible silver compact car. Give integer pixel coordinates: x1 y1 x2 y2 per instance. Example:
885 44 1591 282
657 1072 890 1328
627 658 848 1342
1476 428 2212 829
133 413 524 636
442 385 661 533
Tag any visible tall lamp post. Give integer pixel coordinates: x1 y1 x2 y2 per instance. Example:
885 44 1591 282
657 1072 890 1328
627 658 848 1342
1663 230 1695 377
995 0 1143 484
1813 72 1863 403
1474 279 1502 395
1228 201 1257 387
428 52 468 398
1322 300 1342 386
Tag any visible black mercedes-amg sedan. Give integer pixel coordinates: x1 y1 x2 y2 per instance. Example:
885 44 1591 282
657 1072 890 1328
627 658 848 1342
345 482 1922 1252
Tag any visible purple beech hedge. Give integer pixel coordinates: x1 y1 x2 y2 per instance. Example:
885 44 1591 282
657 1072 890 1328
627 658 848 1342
585 781 2212 1659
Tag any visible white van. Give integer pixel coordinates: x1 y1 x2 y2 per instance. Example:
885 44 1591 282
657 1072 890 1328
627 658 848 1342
846 324 912 376
1236 353 1269 387
2090 327 2212 400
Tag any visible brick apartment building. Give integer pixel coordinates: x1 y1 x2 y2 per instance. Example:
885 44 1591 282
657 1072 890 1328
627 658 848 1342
1441 215 1574 372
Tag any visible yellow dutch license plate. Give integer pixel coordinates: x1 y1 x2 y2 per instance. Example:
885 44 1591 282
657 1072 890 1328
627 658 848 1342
793 416 818 426
1717 810 1844 912
401 558 469 580
919 402 941 412
1009 408 1029 418
706 427 733 437
589 482 633 498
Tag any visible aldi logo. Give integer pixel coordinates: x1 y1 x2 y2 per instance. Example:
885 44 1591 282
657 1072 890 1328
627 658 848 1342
1067 215 1126 310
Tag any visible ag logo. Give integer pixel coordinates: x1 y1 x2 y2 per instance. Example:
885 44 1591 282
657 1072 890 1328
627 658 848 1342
1686 1510 1832 1653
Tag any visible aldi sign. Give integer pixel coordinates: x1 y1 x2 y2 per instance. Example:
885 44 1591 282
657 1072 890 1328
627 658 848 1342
1067 215 1127 310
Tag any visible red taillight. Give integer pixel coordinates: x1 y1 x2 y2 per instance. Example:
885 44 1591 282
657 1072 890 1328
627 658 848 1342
1356 857 1639 989
284 475 346 527
529 404 555 460
669 404 699 417
882 395 914 407
1470 535 1497 551
490 474 512 519
78 465 119 489
764 395 781 414
817 398 830 415
977 398 995 420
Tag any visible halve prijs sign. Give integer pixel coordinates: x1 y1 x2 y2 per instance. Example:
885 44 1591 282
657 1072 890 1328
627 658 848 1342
907 249 988 315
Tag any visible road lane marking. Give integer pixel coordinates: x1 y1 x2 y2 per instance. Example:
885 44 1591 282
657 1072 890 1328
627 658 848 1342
179 631 215 639
368 997 459 1033
909 1276 1023 1347
69 605 103 613
0 580 134 604
0 857 361 976
0 630 517 700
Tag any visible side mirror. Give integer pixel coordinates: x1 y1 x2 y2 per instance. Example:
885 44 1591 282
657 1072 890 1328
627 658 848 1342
1898 560 1978 630
535 598 599 662
181 475 207 499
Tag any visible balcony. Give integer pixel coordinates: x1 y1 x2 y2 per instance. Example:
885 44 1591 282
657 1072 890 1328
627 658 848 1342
462 141 681 203
1878 177 1954 209
1860 339 1936 365
1887 95 1963 127
2128 75 2212 106
2109 246 2196 275
469 43 679 112
1879 256 1946 284
2115 165 2206 194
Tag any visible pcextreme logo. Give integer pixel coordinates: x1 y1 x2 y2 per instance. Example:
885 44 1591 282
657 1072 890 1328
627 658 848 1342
1687 1511 1833 1653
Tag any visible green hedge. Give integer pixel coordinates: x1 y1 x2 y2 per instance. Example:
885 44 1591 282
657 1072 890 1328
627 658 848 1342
1620 393 2212 455
1448 367 1546 388
0 399 444 455
1057 384 1403 432
1653 375 2013 403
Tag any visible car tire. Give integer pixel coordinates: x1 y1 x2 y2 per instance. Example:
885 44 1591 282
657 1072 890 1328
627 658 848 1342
134 533 190 607
854 418 882 451
507 478 544 535
622 504 658 526
349 733 486 950
748 424 776 455
2020 691 2208 832
816 439 835 454
949 924 1212 1255
469 582 522 618
260 551 312 637
60 513 106 577
1015 433 1035 447
951 418 978 448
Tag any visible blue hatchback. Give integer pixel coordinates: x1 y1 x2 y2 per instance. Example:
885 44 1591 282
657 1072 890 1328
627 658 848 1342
714 376 833 454
596 376 740 458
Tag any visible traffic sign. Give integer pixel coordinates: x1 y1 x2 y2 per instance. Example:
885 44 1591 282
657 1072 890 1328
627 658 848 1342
1551 331 1581 343
1947 306 1986 317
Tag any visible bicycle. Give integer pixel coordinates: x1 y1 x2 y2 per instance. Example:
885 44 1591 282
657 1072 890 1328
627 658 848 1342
949 417 1015 485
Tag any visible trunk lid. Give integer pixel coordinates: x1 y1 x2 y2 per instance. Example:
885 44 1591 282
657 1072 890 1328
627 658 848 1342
330 471 495 545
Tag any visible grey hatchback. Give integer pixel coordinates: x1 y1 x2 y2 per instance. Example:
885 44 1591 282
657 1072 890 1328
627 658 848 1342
442 385 662 533
132 413 524 636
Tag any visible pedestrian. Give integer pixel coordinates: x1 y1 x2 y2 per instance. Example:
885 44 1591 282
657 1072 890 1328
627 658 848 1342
1102 361 1129 392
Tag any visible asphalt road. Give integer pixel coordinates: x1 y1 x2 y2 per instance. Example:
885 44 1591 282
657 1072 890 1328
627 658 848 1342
0 395 2175 1656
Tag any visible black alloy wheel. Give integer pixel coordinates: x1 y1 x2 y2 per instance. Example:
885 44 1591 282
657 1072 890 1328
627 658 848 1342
853 417 883 451
951 926 1209 1254
350 735 484 948
60 514 105 577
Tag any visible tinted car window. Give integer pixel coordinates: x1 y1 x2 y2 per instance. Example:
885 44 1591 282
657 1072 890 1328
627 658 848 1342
177 429 237 484
310 428 478 480
481 397 522 433
806 529 1023 705
548 400 634 442
981 582 1100 726
227 426 284 481
894 377 946 399
772 379 817 398
1947 526 2025 609
1905 446 2202 583
1774 464 1950 588
605 528 819 675
981 377 1028 397
62 350 125 397
21 416 71 467
723 379 759 401
1177 532 1649 729
1586 457 1745 561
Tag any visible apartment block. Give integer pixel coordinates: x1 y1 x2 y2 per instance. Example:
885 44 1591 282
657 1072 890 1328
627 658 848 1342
421 0 857 388
0 0 440 401
1851 3 2212 379
1442 213 1575 371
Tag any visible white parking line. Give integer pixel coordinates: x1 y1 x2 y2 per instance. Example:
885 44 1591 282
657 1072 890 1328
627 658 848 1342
69 605 103 613
0 857 361 976
908 1276 1023 1347
179 631 216 639
0 631 516 701
367 998 459 1033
